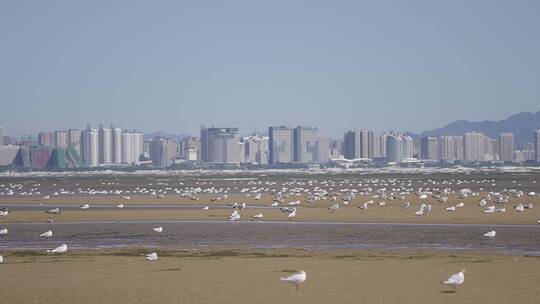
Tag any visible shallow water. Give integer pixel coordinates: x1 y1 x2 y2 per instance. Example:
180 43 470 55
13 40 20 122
1 221 539 255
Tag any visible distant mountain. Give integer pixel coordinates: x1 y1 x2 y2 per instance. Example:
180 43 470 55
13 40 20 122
407 111 540 146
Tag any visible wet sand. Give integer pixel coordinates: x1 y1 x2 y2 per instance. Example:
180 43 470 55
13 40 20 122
0 248 539 304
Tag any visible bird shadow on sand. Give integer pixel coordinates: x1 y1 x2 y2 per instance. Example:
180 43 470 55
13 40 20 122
440 290 456 294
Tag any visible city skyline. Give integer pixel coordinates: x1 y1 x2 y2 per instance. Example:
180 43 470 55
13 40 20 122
1 1 540 137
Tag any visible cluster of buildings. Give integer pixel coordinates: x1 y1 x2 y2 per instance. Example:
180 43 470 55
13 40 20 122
339 130 540 165
1 124 540 170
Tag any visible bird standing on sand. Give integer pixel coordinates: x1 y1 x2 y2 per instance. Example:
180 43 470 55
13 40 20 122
0 228 8 235
145 252 158 261
442 269 465 292
47 244 67 253
80 204 90 210
153 227 163 233
328 203 339 212
280 270 306 290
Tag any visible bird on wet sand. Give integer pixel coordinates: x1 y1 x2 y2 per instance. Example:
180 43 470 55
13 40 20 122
442 269 465 292
280 270 307 290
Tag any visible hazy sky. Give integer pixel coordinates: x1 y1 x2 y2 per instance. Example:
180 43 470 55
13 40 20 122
1 0 539 137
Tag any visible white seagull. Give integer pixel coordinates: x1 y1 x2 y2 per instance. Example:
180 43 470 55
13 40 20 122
483 230 496 238
252 213 263 219
153 227 163 233
40 230 53 237
328 203 339 212
117 203 124 209
0 255 3 263
145 252 158 261
442 269 465 292
202 206 209 211
0 228 8 235
81 204 90 210
47 244 67 253
280 270 307 290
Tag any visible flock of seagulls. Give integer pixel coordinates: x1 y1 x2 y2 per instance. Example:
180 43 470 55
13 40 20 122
0 176 538 294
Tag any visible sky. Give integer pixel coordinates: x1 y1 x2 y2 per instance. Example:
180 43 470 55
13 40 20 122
1 0 539 138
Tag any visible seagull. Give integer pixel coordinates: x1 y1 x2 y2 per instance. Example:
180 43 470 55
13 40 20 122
270 202 279 207
202 206 209 211
0 210 8 217
0 255 3 263
446 206 456 212
145 252 158 261
442 269 465 292
288 207 297 218
0 228 7 235
80 204 90 210
252 213 263 219
400 202 410 209
47 244 67 253
153 227 163 233
46 208 60 214
229 210 240 221
117 203 124 209
328 203 339 212
280 270 306 290
483 230 496 238
456 202 465 208
40 230 53 237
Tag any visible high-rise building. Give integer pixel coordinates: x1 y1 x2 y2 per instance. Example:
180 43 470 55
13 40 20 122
464 132 485 161
294 126 320 163
343 129 360 159
150 137 177 167
121 131 143 164
81 126 99 167
535 130 540 163
38 132 54 147
315 136 330 163
420 136 439 160
0 127 4 146
268 126 294 164
385 134 404 163
360 129 374 158
439 136 455 161
98 126 112 164
329 139 343 159
242 135 268 164
379 133 388 158
200 127 240 163
402 135 414 159
179 137 201 161
111 127 122 164
67 129 81 155
54 130 68 148
499 133 514 162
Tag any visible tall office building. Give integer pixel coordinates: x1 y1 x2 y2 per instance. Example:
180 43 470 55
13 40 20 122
535 130 540 162
54 130 68 148
359 129 374 158
439 136 456 161
0 127 4 146
499 133 514 162
200 127 240 163
386 134 404 163
293 126 319 163
268 126 294 164
81 126 99 167
464 132 485 161
242 135 268 164
111 127 122 164
420 136 439 160
67 129 81 155
379 133 388 158
329 139 343 159
402 135 414 159
343 129 360 159
98 126 112 164
150 137 177 167
344 129 374 159
38 132 54 147
315 136 330 163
